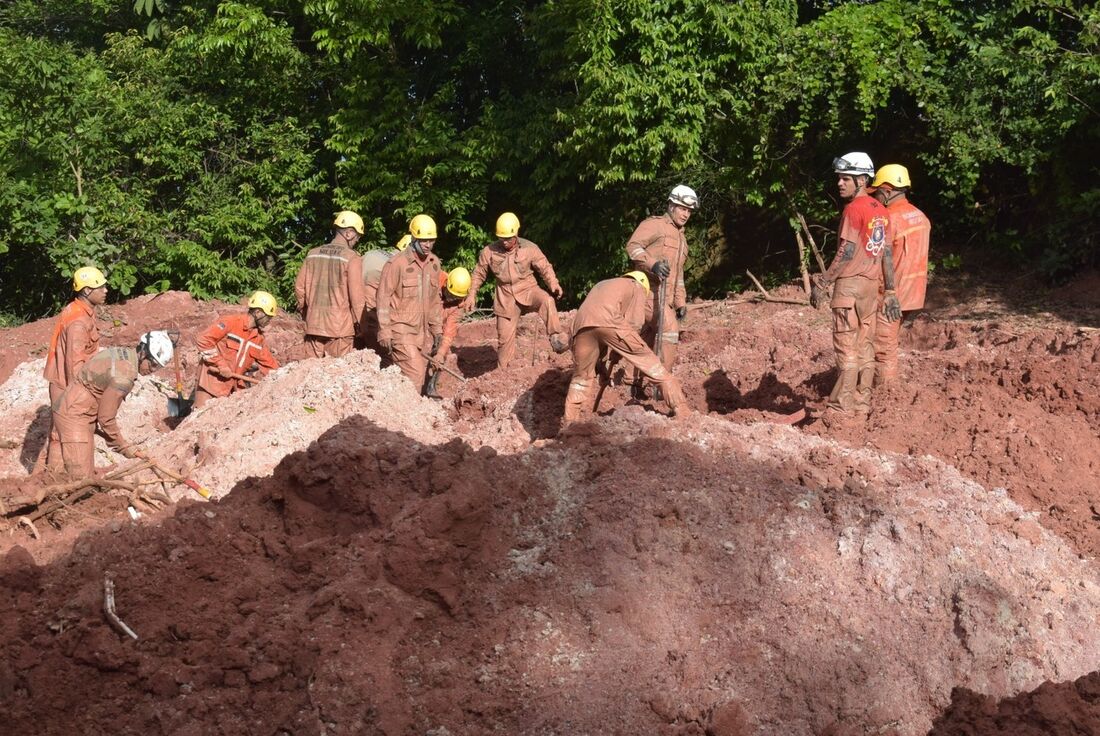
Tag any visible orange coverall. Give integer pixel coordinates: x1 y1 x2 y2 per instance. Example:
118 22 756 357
376 249 444 389
193 313 279 408
294 240 366 358
358 249 394 352
468 238 565 368
52 347 139 477
874 198 931 384
564 277 684 424
624 213 688 372
41 298 100 470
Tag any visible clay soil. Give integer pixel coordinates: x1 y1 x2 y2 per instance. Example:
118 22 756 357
1 275 1099 735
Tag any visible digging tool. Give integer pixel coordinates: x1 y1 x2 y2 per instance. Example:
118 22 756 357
145 459 213 500
167 346 192 418
229 373 261 385
419 350 467 382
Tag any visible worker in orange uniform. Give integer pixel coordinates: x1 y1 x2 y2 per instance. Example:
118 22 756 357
193 291 280 409
810 152 902 414
358 234 410 353
868 164 931 385
563 272 685 425
423 267 471 399
52 331 174 477
376 215 444 394
461 212 568 368
295 210 367 358
40 266 107 471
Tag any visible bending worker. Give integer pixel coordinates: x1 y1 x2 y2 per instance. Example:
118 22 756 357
295 210 367 358
193 291 280 409
424 267 471 399
376 215 444 394
41 266 106 471
563 272 684 425
52 331 174 476
462 212 569 368
358 234 410 353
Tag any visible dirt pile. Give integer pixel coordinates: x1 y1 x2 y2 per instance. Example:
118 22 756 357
929 671 1100 735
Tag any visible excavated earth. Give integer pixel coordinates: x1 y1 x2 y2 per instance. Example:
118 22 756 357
1 277 1099 735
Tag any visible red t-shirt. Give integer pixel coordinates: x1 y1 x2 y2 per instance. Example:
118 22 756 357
832 194 892 281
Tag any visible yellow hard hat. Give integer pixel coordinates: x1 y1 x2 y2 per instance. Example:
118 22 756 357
247 290 278 317
409 214 438 239
625 271 650 292
394 234 411 251
446 267 472 298
871 164 912 190
73 266 107 292
333 210 365 235
495 212 520 239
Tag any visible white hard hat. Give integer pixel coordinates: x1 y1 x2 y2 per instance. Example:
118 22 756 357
668 184 699 210
139 330 174 367
833 152 875 177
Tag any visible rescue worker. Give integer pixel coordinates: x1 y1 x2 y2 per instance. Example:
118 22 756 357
40 267 106 471
461 212 568 368
295 210 367 358
52 331 173 477
624 184 697 395
868 164 931 385
376 215 444 393
358 234 410 352
193 291 281 409
423 267 471 399
810 152 902 414
563 272 685 425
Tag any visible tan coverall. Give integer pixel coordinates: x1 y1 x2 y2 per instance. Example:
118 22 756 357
52 347 139 477
193 313 279 408
42 298 100 470
468 238 565 368
624 213 688 372
295 240 366 358
563 277 684 424
376 249 444 389
358 249 394 352
874 199 931 384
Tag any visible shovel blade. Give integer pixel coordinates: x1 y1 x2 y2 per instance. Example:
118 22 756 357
167 396 193 418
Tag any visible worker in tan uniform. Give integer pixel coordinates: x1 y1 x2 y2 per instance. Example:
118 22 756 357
563 272 684 425
40 267 107 471
376 215 444 394
423 267 471 399
461 212 568 368
193 291 280 409
624 184 698 395
868 164 931 385
358 234 410 352
52 331 174 477
295 210 367 358
810 153 902 414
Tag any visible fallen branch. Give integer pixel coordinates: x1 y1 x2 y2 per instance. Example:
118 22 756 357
745 271 810 306
104 577 139 641
795 232 812 294
25 479 138 523
797 211 828 273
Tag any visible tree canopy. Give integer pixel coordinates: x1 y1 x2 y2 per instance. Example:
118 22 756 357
1 0 1096 319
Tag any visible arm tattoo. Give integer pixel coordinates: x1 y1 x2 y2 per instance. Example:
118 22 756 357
821 240 857 285
839 241 856 262
882 245 896 291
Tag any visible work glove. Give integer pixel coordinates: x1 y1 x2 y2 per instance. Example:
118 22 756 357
551 286 563 299
883 291 903 322
430 334 442 357
119 445 145 460
652 260 671 280
676 306 688 321
810 279 826 310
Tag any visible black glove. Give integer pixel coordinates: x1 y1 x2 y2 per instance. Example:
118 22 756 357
676 306 688 321
883 292 902 322
430 334 442 357
810 281 826 309
652 260 671 280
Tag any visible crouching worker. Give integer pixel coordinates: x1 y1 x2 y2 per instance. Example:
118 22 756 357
193 291 280 409
424 267 471 399
52 331 174 477
563 272 685 426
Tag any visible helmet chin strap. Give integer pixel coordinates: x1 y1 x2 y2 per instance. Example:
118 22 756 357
411 238 426 256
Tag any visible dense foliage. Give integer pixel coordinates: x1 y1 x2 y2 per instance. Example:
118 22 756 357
0 0 1096 318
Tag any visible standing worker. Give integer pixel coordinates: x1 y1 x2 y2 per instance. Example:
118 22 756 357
810 152 902 414
461 212 569 368
563 272 685 425
624 184 697 395
423 267 471 399
358 234 410 353
868 164 931 385
193 291 281 409
52 331 174 477
295 210 367 358
40 267 107 471
376 215 444 394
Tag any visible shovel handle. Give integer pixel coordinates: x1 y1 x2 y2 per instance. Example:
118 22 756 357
148 459 212 499
229 373 261 385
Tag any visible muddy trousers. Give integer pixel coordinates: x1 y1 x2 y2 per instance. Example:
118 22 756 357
827 277 879 413
391 336 432 392
496 289 565 369
564 327 684 423
52 385 100 477
39 382 65 471
641 293 680 372
873 308 917 385
358 310 382 354
303 334 354 359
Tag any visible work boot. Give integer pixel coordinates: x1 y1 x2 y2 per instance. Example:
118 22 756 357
549 334 569 354
423 371 442 399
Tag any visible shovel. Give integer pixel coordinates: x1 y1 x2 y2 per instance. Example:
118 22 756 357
167 340 192 418
419 350 467 382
